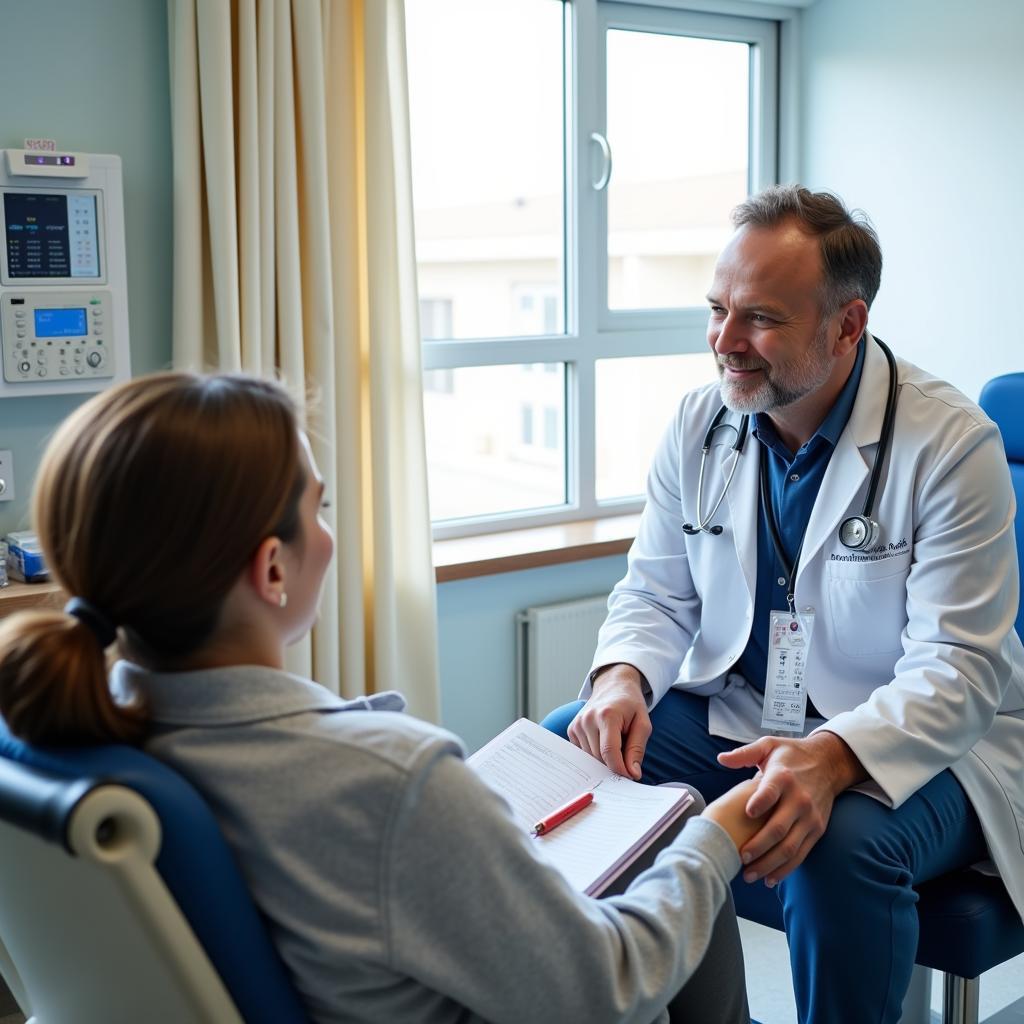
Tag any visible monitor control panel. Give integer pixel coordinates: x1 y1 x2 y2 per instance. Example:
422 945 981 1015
1 291 115 382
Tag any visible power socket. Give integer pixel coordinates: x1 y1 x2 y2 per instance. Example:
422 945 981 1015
0 450 13 502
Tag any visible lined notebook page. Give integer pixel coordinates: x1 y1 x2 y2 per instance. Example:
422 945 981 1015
469 718 610 831
468 719 691 894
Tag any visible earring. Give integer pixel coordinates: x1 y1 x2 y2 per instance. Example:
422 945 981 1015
279 592 288 609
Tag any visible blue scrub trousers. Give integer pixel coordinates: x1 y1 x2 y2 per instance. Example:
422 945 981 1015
542 689 988 1024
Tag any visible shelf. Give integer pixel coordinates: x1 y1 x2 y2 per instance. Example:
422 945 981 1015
0 580 65 617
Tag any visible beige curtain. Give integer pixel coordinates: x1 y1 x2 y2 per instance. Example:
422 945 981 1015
168 0 440 721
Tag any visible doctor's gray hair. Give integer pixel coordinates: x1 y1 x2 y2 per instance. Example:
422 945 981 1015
731 185 882 316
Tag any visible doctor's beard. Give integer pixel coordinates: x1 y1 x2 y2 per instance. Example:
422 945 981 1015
717 318 833 414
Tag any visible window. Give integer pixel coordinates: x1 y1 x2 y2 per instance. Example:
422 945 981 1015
521 403 534 445
595 353 719 499
423 363 567 521
424 368 454 395
512 283 562 336
420 298 454 341
543 406 559 451
406 0 780 535
605 30 750 311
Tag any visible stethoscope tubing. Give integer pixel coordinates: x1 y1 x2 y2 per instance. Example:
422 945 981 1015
861 338 898 521
682 405 750 535
685 336 898 545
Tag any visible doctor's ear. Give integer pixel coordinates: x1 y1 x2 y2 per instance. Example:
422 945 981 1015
833 299 869 356
249 535 288 609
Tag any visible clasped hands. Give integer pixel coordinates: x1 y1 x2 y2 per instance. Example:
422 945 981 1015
570 666 865 886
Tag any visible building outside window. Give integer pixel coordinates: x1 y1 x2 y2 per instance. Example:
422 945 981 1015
521 403 534 446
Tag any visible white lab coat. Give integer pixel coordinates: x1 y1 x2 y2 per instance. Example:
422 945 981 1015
588 334 1024 921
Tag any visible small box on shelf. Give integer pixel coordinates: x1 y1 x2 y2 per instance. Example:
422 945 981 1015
3 531 47 584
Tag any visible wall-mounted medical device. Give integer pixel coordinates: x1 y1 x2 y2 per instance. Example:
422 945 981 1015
0 150 130 398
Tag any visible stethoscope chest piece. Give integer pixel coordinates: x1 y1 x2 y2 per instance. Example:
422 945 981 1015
838 514 880 551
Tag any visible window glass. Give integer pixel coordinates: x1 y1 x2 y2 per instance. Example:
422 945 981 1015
595 353 719 500
406 3 776 532
407 0 565 340
606 30 749 310
424 364 566 520
420 298 454 340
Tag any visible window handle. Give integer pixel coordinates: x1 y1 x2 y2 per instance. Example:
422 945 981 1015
590 131 612 191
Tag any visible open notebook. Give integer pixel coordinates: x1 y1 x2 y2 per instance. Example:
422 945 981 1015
468 718 693 896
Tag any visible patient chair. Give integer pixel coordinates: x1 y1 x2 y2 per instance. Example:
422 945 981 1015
0 721 309 1024
735 372 1024 1024
982 373 1024 641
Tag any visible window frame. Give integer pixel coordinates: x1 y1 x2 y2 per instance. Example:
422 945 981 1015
420 0 794 540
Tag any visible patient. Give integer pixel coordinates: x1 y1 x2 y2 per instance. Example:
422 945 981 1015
0 373 763 1024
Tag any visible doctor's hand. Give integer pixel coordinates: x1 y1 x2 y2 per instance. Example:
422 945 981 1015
568 664 651 780
716 730 867 887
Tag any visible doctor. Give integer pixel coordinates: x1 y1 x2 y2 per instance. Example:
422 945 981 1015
543 186 1024 1023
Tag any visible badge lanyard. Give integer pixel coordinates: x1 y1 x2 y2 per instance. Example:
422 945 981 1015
758 446 815 734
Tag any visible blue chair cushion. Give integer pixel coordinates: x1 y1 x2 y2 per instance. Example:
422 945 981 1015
913 870 1024 978
0 720 310 1024
980 373 1024 461
979 372 1024 640
1011 462 1024 636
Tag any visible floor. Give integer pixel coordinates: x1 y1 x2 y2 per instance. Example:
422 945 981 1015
1 927 1020 1023
741 918 1024 1023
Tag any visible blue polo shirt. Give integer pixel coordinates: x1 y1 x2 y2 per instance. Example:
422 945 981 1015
734 339 866 706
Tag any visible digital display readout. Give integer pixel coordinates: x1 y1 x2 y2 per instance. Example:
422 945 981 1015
3 191 100 279
34 307 87 338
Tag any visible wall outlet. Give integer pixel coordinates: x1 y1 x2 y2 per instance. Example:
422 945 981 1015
0 450 13 502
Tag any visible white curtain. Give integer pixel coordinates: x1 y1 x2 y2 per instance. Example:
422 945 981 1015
168 0 440 721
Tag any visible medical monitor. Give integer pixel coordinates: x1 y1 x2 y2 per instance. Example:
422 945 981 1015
0 151 128 398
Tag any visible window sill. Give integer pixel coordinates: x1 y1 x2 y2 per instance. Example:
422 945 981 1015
433 513 639 583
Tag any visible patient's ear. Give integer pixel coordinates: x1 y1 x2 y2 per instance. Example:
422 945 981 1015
249 535 287 609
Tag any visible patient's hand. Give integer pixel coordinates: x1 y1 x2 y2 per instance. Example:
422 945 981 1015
701 780 765 852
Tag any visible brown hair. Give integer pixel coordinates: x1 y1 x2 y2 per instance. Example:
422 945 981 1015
731 185 883 315
0 373 304 745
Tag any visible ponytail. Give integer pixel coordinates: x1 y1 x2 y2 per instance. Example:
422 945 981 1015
0 609 145 745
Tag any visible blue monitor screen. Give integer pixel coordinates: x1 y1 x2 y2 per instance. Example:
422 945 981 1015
35 307 87 337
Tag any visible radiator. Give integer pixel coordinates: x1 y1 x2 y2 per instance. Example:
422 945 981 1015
515 594 610 721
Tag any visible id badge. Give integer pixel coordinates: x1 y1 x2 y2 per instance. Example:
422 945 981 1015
761 610 815 734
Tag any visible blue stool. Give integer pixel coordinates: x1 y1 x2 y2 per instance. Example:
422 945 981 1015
734 862 1023 1024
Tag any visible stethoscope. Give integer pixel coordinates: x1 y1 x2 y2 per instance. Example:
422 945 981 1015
682 336 899 552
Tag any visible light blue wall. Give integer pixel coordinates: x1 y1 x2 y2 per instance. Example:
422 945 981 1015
437 555 626 752
0 0 172 535
798 0 1024 401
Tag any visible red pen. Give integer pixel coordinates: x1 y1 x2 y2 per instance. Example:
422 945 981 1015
531 790 595 836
